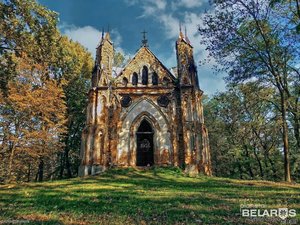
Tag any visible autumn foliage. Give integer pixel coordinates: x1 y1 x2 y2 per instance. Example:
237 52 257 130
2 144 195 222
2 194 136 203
0 0 93 182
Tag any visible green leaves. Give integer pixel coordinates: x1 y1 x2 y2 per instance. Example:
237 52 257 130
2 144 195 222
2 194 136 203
0 0 93 182
200 0 299 182
204 82 285 180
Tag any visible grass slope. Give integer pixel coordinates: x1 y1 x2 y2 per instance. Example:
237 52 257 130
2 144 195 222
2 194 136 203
0 168 299 225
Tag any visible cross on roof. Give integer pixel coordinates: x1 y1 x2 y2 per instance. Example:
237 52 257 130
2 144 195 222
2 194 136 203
141 30 148 47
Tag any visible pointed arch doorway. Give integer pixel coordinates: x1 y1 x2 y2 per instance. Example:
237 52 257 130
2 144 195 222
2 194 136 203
136 119 154 166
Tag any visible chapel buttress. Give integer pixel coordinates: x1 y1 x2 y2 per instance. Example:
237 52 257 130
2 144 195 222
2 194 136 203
79 29 212 176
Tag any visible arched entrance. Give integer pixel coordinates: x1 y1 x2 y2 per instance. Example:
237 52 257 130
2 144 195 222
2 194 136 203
136 119 154 166
117 99 173 166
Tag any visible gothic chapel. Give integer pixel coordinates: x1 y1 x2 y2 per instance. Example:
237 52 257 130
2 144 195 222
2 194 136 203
79 29 212 176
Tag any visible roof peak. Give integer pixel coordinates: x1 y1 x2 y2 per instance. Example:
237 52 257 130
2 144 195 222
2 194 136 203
104 31 111 41
115 46 176 80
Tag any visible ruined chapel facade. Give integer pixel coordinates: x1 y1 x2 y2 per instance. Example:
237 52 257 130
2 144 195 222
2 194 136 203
79 30 212 176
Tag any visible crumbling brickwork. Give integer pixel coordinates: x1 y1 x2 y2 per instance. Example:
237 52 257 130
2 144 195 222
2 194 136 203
79 30 212 176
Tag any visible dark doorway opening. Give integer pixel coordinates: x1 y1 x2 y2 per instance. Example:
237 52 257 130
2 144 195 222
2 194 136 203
136 119 154 166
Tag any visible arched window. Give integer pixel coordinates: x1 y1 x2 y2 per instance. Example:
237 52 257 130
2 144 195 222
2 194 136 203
152 72 158 85
142 66 148 85
132 72 138 85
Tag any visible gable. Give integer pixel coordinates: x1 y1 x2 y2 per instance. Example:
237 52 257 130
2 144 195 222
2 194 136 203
114 47 176 87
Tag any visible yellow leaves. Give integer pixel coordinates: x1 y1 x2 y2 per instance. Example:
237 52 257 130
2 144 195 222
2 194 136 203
4 71 67 158
0 0 92 182
13 52 48 84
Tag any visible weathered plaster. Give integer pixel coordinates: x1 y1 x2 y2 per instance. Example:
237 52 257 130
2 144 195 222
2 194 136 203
79 31 212 176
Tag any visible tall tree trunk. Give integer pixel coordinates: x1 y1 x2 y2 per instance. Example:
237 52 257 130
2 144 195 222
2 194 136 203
237 161 243 179
7 142 15 182
279 90 291 182
65 148 72 178
37 158 44 182
263 154 270 178
61 124 72 178
253 146 264 178
294 118 300 150
244 145 254 179
59 152 64 178
292 110 300 151
267 154 277 180
27 163 31 182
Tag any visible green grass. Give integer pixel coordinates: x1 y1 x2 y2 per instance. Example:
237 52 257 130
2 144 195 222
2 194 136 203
0 167 299 225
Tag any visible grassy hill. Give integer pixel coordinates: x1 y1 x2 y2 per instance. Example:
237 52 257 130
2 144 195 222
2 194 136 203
0 168 299 225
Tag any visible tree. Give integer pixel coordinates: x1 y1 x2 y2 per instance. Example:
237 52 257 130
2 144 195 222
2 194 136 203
0 0 88 182
0 54 66 182
204 83 284 180
0 0 64 182
113 51 126 68
0 0 59 94
270 0 300 31
199 0 300 182
0 0 94 182
53 37 93 178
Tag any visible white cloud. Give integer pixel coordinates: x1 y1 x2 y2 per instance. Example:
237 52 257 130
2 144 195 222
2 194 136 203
107 1 223 95
182 13 206 57
110 29 122 47
142 4 223 95
153 0 167 10
61 24 125 58
137 0 167 18
124 0 140 6
154 11 211 68
157 14 179 39
124 0 206 51
110 29 126 55
128 1 206 56
174 0 203 8
63 25 102 57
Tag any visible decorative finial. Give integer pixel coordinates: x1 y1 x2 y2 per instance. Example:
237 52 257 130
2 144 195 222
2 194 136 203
104 25 111 40
141 30 148 47
101 27 104 39
185 26 190 43
179 22 184 39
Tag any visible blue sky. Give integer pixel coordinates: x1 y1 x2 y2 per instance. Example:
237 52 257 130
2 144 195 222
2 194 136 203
39 0 226 95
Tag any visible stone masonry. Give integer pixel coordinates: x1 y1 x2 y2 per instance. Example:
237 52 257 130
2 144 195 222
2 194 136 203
79 30 212 176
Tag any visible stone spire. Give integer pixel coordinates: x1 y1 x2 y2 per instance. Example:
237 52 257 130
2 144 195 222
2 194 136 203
179 22 184 39
184 26 190 44
94 28 114 86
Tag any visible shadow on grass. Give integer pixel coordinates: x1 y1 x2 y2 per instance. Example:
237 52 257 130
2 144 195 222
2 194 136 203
1 168 300 225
